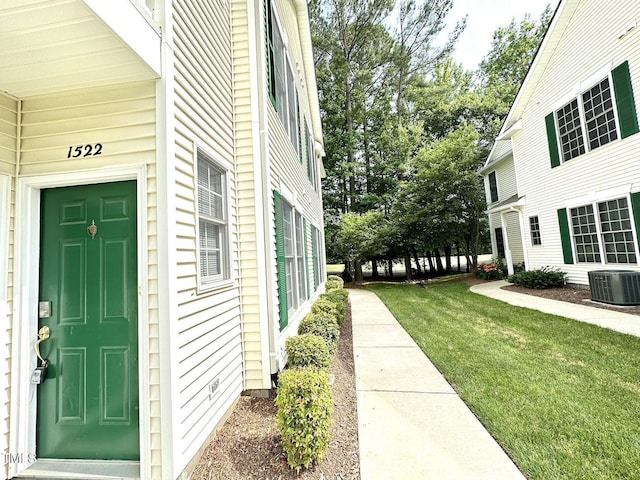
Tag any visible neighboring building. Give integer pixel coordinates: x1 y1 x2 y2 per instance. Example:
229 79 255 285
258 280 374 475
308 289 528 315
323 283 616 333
481 0 640 285
0 0 326 478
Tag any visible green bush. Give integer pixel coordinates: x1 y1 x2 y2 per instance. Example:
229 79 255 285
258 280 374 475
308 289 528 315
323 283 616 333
473 260 507 280
310 299 340 326
298 313 340 355
319 290 349 326
508 266 567 289
276 368 333 471
325 275 344 290
285 334 330 370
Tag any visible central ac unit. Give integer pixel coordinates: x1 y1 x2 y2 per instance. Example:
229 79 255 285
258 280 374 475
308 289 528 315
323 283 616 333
588 270 640 306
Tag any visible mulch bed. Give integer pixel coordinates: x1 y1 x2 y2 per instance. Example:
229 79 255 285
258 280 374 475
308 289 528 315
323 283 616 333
190 305 360 479
502 284 640 316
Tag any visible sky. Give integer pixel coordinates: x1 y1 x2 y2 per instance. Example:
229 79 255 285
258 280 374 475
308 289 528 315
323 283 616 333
446 0 559 72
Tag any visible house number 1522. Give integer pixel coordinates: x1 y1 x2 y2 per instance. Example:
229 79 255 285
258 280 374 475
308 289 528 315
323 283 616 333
67 143 103 158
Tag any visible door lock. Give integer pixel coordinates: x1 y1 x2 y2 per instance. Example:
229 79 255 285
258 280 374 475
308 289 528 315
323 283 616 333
32 326 50 385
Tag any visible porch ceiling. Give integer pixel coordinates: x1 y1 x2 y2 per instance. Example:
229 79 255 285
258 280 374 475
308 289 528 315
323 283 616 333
0 0 160 99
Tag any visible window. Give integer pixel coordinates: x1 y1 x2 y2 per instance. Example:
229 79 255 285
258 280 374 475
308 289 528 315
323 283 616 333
274 191 309 329
529 216 542 246
567 197 638 264
583 78 617 150
197 149 230 286
265 0 300 152
556 78 617 162
495 227 505 259
311 225 320 290
488 171 498 203
305 118 318 190
556 98 586 161
546 61 639 167
570 205 601 263
598 198 636 263
295 212 307 302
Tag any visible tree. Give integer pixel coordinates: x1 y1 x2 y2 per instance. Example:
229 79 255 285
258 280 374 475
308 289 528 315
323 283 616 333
336 211 386 281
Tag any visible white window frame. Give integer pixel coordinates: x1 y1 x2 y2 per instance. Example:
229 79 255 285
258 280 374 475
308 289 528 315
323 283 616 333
553 68 621 163
529 215 542 246
568 193 639 265
295 211 307 302
195 146 233 291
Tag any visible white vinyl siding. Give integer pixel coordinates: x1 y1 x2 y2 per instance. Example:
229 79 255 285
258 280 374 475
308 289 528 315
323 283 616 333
504 0 640 284
0 93 15 473
230 0 267 390
172 0 243 474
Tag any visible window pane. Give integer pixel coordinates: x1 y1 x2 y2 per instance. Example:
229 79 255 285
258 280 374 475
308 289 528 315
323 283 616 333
598 197 636 264
570 205 601 262
273 16 286 120
283 203 294 256
287 63 298 150
556 99 586 161
198 160 224 220
529 216 542 246
199 220 222 277
582 78 618 150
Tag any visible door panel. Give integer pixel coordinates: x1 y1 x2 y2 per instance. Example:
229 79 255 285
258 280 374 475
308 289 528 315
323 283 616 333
37 181 139 460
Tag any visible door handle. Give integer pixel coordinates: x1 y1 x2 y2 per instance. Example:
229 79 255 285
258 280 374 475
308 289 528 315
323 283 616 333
35 326 50 365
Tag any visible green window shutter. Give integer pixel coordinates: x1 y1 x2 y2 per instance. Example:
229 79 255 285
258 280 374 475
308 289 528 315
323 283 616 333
303 218 310 296
612 61 639 139
630 192 640 253
274 190 288 329
265 0 276 108
557 208 574 264
311 225 318 290
545 113 561 168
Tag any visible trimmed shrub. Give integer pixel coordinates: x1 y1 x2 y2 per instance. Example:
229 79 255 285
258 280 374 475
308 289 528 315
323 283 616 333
285 334 330 370
320 290 349 326
276 368 333 471
508 266 567 289
311 299 340 326
325 275 344 291
298 313 340 355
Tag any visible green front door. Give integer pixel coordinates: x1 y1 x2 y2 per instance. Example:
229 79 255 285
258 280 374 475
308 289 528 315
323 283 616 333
37 181 139 460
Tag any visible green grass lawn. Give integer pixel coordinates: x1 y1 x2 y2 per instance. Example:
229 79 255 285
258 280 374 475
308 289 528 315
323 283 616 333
368 281 640 480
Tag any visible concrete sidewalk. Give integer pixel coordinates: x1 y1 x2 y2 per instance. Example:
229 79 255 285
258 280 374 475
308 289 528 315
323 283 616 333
349 288 525 480
470 280 640 338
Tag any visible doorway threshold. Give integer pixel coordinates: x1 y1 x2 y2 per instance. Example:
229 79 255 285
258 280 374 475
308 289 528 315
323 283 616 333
16 459 139 480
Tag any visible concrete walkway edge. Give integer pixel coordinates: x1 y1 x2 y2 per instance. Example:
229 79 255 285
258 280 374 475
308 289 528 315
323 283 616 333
349 288 526 480
470 280 640 338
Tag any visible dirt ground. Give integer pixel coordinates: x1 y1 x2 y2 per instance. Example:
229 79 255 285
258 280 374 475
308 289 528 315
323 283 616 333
190 305 359 480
